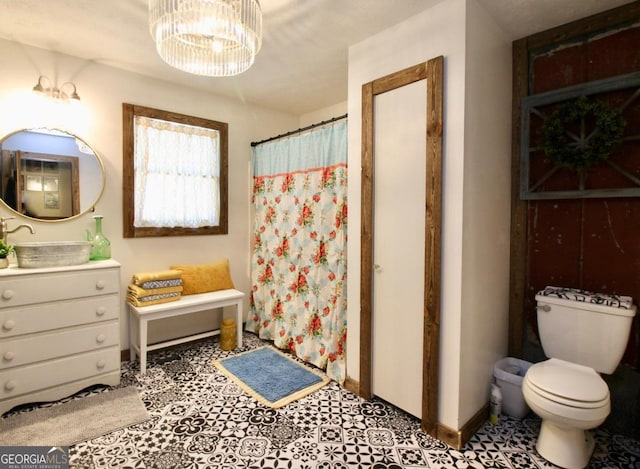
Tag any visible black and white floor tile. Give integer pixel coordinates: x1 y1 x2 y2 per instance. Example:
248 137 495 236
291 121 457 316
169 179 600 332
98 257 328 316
5 333 640 468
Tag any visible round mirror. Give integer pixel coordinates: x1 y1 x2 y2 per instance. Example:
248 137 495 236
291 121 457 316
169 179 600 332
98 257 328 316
0 128 105 221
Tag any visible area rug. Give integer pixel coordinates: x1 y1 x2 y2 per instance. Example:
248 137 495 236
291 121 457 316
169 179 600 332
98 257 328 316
0 387 150 446
214 346 330 408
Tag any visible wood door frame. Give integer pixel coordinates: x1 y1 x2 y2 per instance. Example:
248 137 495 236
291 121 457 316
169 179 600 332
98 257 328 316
359 56 443 437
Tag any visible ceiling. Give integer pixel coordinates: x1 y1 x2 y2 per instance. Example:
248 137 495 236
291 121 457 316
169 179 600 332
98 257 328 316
0 0 634 115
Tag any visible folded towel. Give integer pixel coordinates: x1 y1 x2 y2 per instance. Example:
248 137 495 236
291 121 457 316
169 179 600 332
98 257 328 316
127 291 181 307
127 283 183 298
138 278 182 289
132 269 183 288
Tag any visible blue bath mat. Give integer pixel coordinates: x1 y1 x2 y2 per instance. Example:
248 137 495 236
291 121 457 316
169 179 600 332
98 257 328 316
214 346 330 408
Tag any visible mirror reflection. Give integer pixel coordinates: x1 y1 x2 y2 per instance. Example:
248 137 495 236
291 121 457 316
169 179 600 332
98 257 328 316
0 129 105 221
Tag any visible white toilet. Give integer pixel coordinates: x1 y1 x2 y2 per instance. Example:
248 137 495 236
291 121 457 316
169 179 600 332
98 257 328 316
523 286 636 469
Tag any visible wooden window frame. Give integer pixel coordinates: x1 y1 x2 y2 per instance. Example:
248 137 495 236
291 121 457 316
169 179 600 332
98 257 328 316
122 103 228 238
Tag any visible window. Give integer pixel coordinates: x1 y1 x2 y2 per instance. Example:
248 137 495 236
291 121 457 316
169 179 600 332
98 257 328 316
123 103 228 237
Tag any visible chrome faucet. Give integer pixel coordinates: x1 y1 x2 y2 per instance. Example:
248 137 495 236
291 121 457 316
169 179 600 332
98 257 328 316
0 217 35 244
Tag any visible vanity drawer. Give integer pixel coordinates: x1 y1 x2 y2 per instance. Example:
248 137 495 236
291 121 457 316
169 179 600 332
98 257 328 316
0 346 120 399
0 268 120 308
0 321 119 369
0 294 119 338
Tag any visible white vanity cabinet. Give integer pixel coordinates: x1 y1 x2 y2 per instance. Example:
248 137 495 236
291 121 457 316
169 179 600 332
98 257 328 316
0 259 121 415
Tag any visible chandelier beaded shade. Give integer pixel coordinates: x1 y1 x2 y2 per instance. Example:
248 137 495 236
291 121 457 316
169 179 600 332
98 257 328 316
149 0 262 77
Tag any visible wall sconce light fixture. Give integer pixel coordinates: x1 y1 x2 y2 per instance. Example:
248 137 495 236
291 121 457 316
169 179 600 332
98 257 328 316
32 76 81 102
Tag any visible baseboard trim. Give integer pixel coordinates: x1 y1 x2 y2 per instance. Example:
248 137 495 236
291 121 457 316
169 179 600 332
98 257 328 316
342 377 489 449
461 403 489 446
437 403 489 449
343 376 359 395
121 349 130 362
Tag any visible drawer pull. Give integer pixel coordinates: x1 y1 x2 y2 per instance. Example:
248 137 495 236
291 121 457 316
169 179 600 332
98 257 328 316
96 307 107 317
4 380 16 391
96 280 106 290
96 334 106 344
97 360 106 369
2 320 15 331
3 351 14 361
2 289 14 300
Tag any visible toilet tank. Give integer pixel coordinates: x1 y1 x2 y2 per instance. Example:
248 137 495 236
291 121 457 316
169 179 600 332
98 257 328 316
535 286 636 374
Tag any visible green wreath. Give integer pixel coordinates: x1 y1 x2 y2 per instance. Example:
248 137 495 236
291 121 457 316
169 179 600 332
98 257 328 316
541 96 626 172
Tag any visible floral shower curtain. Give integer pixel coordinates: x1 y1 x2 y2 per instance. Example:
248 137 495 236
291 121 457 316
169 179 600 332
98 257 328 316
245 120 348 383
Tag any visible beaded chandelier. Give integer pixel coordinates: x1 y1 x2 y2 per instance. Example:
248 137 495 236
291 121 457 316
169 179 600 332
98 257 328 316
149 0 262 77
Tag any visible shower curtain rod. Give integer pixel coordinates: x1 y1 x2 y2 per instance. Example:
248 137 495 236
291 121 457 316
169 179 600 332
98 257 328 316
250 113 347 147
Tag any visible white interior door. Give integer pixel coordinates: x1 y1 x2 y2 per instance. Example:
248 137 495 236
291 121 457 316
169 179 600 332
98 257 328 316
372 79 426 418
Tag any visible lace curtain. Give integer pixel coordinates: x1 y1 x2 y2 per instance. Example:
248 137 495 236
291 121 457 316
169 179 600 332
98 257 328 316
245 120 348 383
133 116 220 228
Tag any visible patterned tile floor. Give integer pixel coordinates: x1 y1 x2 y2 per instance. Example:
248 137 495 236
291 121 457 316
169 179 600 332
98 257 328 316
5 332 640 468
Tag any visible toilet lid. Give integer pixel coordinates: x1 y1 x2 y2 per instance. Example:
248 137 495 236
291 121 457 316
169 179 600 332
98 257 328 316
526 359 609 405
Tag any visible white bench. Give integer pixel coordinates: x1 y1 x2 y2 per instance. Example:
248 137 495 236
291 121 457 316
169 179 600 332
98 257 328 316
127 289 244 374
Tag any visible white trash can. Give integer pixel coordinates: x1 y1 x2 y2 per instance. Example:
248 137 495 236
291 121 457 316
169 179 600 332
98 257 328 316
493 357 532 418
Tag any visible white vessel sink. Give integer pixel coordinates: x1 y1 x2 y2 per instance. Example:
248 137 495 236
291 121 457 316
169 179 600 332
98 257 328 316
14 241 92 268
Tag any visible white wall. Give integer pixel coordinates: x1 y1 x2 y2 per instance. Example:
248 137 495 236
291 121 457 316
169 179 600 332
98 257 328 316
346 0 512 431
459 0 512 426
300 102 347 127
0 38 299 346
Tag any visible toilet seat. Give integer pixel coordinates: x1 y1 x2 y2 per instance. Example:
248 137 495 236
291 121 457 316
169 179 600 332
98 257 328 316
525 358 609 408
